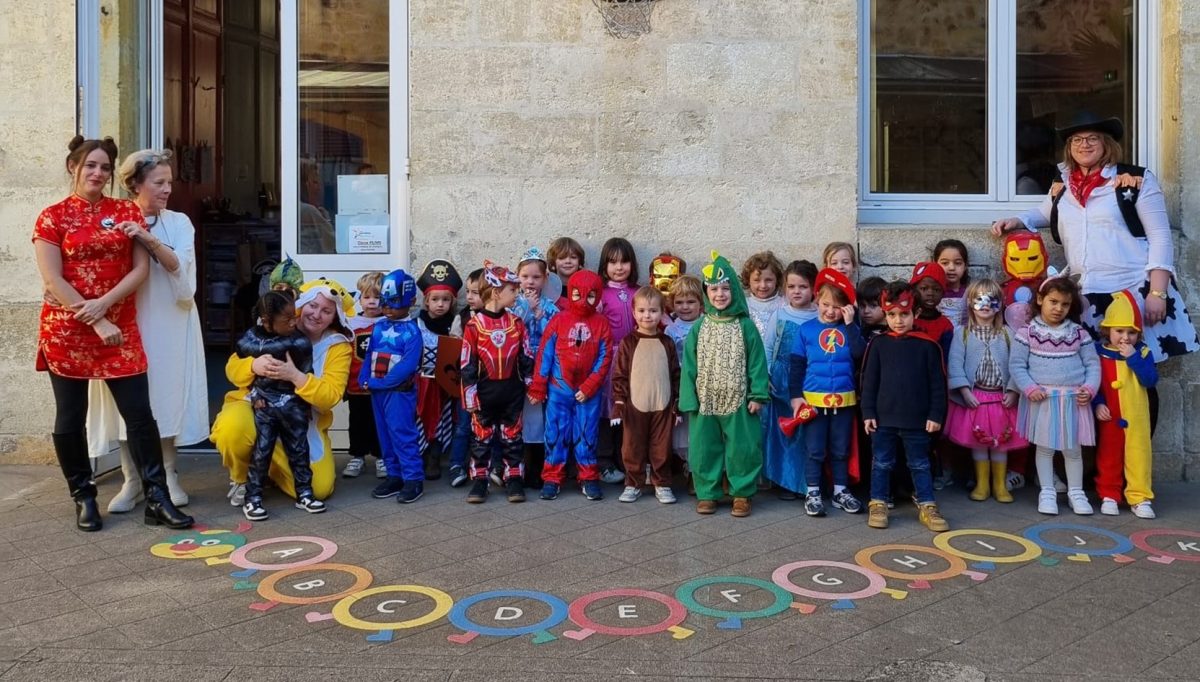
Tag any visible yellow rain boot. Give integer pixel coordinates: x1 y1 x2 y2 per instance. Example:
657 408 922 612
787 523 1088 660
969 460 990 501
991 462 1014 503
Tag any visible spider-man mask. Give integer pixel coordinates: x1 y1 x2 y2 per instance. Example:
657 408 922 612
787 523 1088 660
567 270 603 316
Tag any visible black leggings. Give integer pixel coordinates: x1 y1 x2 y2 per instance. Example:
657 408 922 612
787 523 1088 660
48 372 161 500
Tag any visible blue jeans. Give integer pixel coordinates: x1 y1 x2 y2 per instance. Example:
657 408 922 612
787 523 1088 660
870 426 935 504
804 408 853 489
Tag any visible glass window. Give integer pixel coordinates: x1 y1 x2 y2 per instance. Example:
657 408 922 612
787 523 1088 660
93 0 151 157
868 0 988 195
863 0 1141 207
1014 0 1136 195
297 0 390 255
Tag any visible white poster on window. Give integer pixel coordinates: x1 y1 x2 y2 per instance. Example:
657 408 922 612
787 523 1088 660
337 174 388 213
336 214 389 254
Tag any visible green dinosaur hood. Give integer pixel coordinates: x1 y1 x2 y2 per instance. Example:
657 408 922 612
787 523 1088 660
700 250 748 318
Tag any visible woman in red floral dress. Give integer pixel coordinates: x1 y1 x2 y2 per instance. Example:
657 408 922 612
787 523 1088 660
33 136 193 532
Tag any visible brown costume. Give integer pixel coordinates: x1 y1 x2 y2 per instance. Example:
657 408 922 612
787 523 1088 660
611 331 680 488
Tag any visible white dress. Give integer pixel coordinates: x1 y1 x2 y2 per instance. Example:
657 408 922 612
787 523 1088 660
88 209 210 453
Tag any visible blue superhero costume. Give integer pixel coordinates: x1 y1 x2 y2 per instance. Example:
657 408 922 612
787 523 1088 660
359 269 423 483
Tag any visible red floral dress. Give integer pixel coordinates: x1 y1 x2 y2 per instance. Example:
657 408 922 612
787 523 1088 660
33 195 148 379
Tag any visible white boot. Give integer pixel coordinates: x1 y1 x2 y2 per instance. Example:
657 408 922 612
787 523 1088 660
106 443 143 513
162 439 189 507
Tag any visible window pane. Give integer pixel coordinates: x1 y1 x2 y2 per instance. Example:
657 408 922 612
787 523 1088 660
297 0 390 254
98 0 150 163
1015 1 1136 195
869 0 988 194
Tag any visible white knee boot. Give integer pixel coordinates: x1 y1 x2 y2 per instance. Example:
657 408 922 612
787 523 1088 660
106 443 142 513
162 439 189 507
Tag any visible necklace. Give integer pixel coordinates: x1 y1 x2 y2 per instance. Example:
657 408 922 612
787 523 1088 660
142 209 176 250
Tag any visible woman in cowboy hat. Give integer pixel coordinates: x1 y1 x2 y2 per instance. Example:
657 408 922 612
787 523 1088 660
991 111 1198 371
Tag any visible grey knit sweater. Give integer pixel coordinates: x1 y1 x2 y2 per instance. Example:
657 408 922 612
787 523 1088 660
1009 317 1100 396
946 325 1017 405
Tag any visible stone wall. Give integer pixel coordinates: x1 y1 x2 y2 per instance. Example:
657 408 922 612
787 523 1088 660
0 2 77 455
407 0 859 273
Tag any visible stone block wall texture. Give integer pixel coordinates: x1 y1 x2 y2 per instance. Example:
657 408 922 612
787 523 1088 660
0 2 77 453
407 0 859 275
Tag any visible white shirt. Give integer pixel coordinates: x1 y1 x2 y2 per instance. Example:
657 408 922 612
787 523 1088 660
1018 163 1174 295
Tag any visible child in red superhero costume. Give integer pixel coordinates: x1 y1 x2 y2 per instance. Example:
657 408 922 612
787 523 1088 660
529 270 614 501
460 261 534 504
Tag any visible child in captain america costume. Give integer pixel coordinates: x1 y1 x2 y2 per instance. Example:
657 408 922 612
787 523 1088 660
529 269 614 502
460 261 535 504
360 268 425 504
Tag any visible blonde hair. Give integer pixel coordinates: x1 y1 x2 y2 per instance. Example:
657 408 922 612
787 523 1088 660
963 278 1005 333
356 271 384 297
1062 133 1123 172
822 242 858 268
117 149 173 196
633 285 665 309
669 274 704 302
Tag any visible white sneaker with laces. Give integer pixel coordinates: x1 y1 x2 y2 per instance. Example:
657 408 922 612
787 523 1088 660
1005 471 1025 492
618 486 641 503
1067 489 1093 515
342 458 364 478
1131 501 1156 519
654 486 677 504
1037 488 1058 515
375 459 387 478
228 481 246 507
1100 497 1120 516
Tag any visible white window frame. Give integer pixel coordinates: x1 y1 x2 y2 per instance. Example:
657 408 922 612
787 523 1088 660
857 0 1158 225
77 0 160 147
280 0 410 277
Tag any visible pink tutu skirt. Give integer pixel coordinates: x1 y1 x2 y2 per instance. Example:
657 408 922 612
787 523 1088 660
1016 385 1096 450
945 388 1028 452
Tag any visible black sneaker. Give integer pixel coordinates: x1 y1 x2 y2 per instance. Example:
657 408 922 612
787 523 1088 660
831 490 862 514
242 499 269 521
804 491 826 517
295 495 327 514
506 477 526 503
449 465 469 488
398 481 424 504
467 478 489 504
372 477 405 499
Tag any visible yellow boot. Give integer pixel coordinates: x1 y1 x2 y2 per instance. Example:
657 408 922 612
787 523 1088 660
969 460 990 501
991 462 1014 503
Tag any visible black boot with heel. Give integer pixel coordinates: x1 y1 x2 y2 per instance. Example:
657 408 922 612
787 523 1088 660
126 428 194 529
53 432 103 532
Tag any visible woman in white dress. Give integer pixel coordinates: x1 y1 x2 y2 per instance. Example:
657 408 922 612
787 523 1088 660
89 149 209 511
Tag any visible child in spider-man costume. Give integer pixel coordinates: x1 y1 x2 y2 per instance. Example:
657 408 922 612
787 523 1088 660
529 270 614 502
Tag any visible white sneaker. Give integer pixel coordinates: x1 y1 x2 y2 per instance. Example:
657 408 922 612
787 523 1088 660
654 486 677 504
1053 474 1068 494
1037 488 1059 515
600 467 626 485
1131 501 1156 519
342 457 364 478
618 486 641 503
1005 471 1025 491
1068 489 1094 515
375 459 387 478
1100 497 1119 516
228 481 246 507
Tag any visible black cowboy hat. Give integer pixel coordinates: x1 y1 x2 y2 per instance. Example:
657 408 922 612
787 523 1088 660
1056 110 1124 143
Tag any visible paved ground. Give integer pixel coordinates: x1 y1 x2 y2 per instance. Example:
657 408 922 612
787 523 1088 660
1 457 1198 681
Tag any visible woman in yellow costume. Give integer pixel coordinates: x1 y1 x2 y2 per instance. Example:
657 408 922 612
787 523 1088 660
211 278 354 503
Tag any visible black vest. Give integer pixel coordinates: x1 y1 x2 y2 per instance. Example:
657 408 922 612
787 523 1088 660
1049 163 1146 244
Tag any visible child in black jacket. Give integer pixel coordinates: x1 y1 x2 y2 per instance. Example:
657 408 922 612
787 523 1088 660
861 281 948 532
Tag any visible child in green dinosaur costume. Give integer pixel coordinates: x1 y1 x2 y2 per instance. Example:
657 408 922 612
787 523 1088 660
679 251 771 517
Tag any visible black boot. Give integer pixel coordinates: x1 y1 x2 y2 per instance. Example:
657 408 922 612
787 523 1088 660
424 443 442 481
53 433 102 531
127 427 194 529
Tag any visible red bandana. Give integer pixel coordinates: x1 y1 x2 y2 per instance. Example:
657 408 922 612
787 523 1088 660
1069 168 1106 206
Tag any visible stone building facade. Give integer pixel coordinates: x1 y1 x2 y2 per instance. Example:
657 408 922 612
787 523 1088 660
1 0 1196 481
